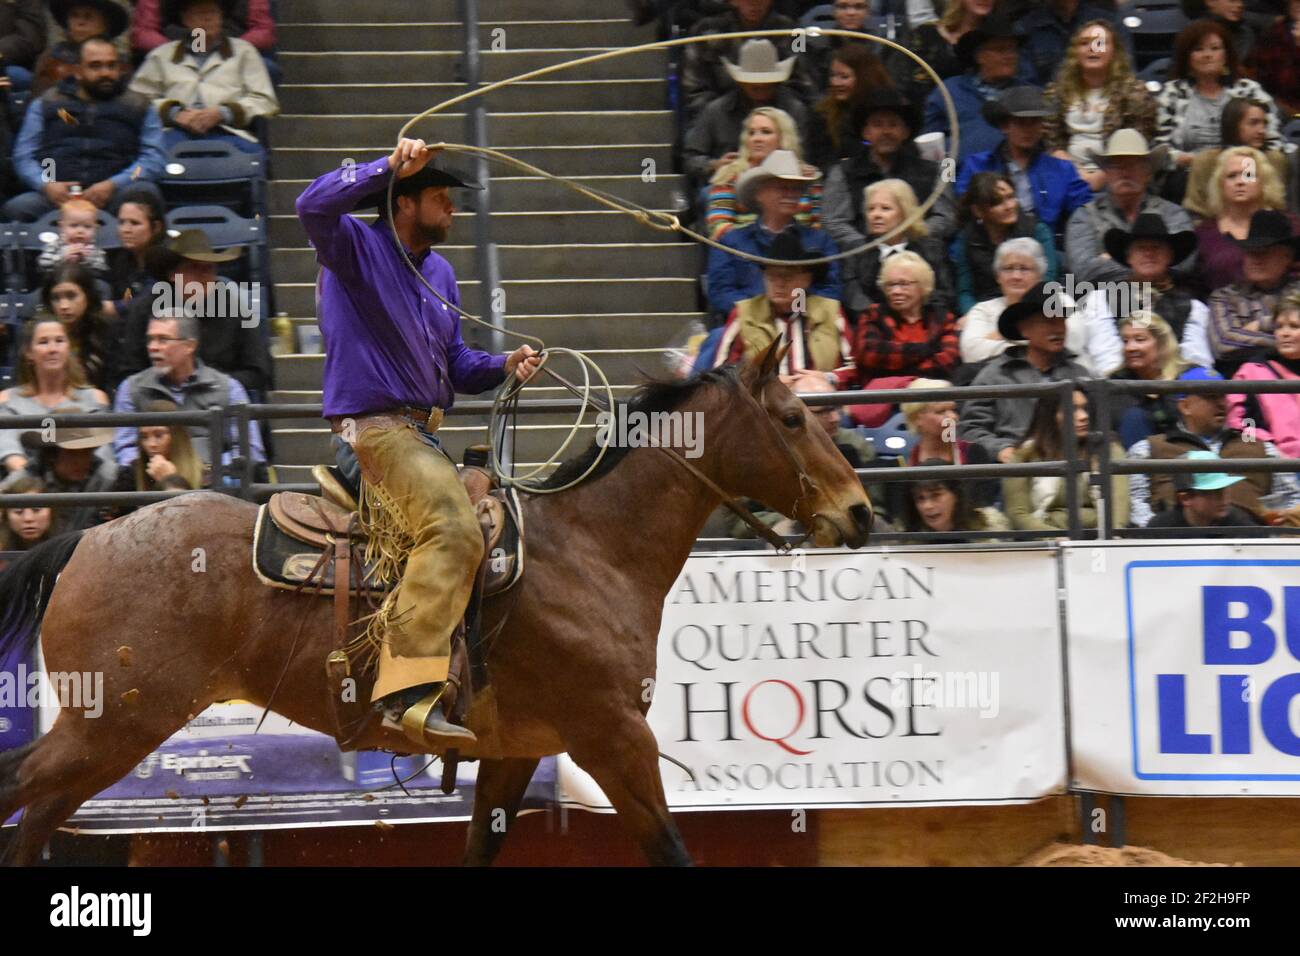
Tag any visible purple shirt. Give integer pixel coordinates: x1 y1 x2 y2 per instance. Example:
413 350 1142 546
295 156 507 418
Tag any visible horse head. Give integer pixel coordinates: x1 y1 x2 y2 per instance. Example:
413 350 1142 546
723 338 873 549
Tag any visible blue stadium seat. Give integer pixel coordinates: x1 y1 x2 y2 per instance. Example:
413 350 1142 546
857 412 915 464
801 4 835 27
160 139 267 219
165 205 269 304
7 209 121 293
1124 7 1189 71
1138 56 1171 91
1284 117 1300 151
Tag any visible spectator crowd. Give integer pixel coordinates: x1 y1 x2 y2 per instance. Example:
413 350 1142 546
0 0 282 546
674 0 1300 539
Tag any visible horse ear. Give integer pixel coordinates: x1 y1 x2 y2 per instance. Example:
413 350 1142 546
750 336 790 393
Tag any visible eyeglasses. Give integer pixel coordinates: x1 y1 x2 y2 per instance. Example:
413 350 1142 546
998 264 1038 274
882 279 919 290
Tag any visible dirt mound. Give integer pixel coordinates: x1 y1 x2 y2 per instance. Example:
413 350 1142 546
1019 843 1230 867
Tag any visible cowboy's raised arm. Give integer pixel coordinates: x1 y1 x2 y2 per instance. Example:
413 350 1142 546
295 156 394 280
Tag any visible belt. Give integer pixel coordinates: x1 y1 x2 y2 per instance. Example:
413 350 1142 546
333 406 445 433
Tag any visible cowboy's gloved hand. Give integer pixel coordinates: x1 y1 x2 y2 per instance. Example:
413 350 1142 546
506 344 541 382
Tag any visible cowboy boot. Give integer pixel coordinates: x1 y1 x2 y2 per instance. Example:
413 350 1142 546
399 684 477 748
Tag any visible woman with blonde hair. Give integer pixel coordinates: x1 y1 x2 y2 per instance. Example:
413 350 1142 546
1192 144 1298 295
705 107 821 239
1184 98 1294 221
894 377 998 511
1109 310 1195 448
842 178 952 316
103 399 206 520
0 314 109 475
1043 19 1156 191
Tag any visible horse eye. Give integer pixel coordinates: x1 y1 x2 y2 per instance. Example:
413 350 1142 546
782 412 803 429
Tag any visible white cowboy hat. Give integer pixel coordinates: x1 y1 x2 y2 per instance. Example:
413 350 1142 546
1085 128 1169 169
723 39 795 85
736 149 821 210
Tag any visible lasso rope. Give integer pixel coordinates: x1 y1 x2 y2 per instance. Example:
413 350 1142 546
381 27 960 493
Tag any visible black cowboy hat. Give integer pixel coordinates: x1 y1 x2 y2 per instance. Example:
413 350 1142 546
51 0 129 38
954 11 1025 71
1230 209 1300 254
981 85 1049 127
996 280 1072 341
164 0 237 19
850 88 921 136
1103 213 1198 265
760 230 829 286
354 162 484 211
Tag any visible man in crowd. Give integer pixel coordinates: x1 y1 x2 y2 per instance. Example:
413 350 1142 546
959 281 1090 462
958 86 1092 240
118 229 272 398
2 411 115 531
1145 450 1270 536
682 0 815 117
0 0 45 89
5 35 166 221
112 311 266 474
682 39 810 185
824 89 956 251
706 149 840 318
1064 129 1197 286
1207 209 1300 370
128 0 279 156
1126 366 1300 526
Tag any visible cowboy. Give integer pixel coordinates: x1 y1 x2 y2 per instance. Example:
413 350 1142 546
1 405 116 531
682 38 811 185
119 228 272 396
706 149 839 319
824 88 957 251
1078 213 1212 367
1144 450 1271 536
1064 128 1198 286
295 138 540 749
681 2 816 117
1206 209 1300 370
958 85 1092 237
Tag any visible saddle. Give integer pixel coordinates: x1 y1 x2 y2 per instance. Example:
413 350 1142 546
251 446 524 765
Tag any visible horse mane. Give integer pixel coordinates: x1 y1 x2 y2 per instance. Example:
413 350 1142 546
535 364 742 491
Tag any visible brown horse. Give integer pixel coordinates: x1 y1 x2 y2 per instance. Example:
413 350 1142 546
0 341 872 866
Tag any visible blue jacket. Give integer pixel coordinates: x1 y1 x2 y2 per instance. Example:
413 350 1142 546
957 142 1093 234
705 222 841 317
923 74 1015 165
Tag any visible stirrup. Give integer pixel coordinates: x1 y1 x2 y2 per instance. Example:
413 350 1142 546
312 463 358 512
400 686 477 748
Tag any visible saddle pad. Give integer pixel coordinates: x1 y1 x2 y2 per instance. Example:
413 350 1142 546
253 503 390 596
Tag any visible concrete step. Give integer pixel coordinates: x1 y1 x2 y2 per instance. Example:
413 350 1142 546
277 79 666 115
273 348 673 394
278 47 667 85
273 111 672 149
268 174 683 216
278 20 650 52
275 274 698 318
271 144 674 180
271 242 700 283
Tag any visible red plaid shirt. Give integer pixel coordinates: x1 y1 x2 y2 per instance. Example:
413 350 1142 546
1246 19 1300 116
853 304 960 379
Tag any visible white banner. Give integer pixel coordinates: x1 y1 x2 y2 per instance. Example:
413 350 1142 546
559 547 1066 811
1066 541 1300 795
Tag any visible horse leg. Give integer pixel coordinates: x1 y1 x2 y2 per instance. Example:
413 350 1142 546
463 756 540 867
564 714 692 867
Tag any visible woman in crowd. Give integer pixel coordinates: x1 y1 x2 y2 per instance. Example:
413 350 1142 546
104 399 204 519
894 378 997 511
41 262 120 394
1002 387 1130 531
1192 144 1298 294
808 44 896 171
951 171 1058 316
1155 19 1285 201
1183 0 1258 62
1184 98 1295 220
853 250 960 381
1245 0 1300 117
706 107 820 239
904 0 998 104
1043 19 1156 191
0 314 109 475
0 476 57 551
1108 311 1194 448
960 237 1121 377
108 187 168 317
899 461 1009 540
842 178 952 316
1227 292 1300 459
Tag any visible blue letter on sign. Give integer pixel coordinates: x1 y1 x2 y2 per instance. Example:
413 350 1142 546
1203 586 1275 665
1157 675 1212 754
1261 674 1300 757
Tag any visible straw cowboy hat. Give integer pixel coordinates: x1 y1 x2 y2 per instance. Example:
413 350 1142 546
1085 128 1169 169
723 39 795 85
736 149 820 210
19 405 114 452
167 229 243 263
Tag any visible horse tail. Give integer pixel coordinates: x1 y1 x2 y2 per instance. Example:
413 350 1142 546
0 530 84 664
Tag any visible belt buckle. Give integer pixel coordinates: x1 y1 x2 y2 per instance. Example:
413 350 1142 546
425 408 444 432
